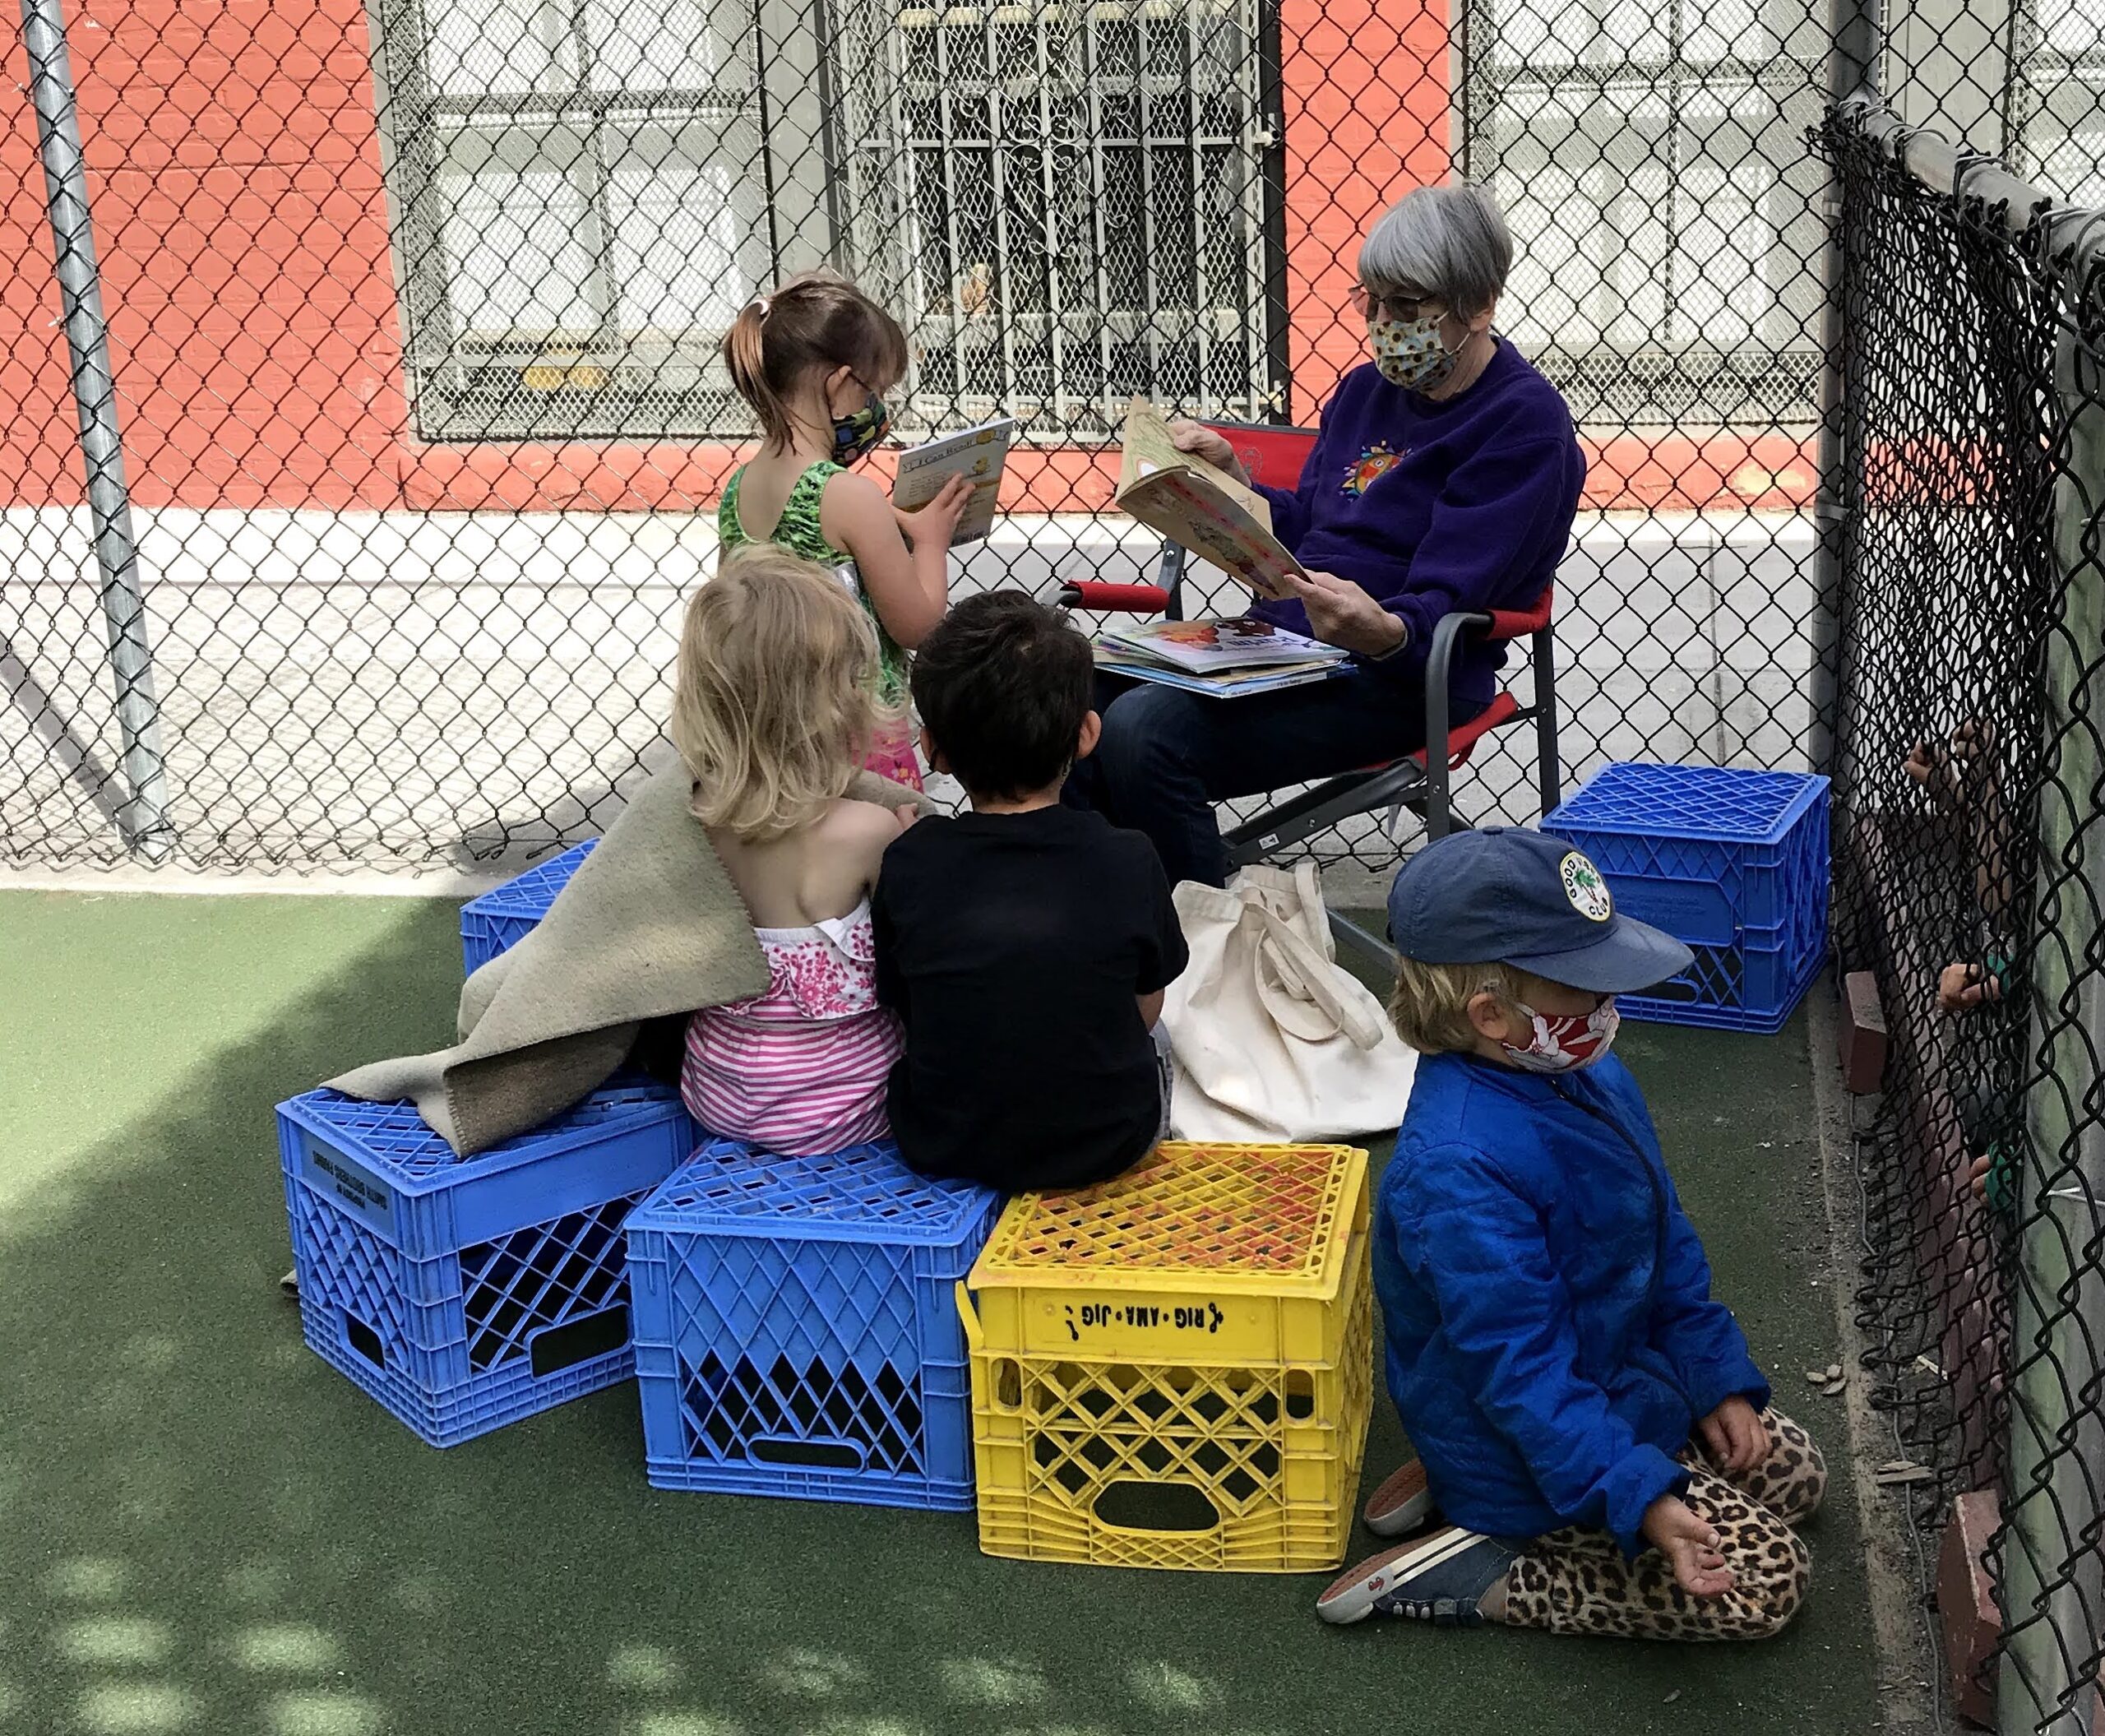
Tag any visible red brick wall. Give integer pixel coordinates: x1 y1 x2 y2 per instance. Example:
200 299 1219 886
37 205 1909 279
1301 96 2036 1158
1 0 405 507
1278 0 1453 417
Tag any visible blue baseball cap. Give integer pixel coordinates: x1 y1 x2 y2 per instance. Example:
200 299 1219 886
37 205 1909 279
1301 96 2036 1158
1386 827 1693 993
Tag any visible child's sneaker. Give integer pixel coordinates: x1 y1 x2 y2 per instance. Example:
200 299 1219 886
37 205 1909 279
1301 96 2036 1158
1315 1527 1515 1627
1362 1459 1436 1537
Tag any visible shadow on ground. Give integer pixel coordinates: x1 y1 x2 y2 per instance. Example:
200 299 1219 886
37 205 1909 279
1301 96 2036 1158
1 891 1881 1736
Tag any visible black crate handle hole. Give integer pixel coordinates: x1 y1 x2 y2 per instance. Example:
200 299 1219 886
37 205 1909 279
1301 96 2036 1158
1092 1479 1222 1534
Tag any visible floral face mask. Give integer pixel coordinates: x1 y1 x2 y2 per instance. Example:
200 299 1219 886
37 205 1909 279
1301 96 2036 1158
1500 998 1621 1073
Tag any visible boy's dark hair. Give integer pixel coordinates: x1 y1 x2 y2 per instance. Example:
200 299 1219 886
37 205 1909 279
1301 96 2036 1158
912 591 1094 801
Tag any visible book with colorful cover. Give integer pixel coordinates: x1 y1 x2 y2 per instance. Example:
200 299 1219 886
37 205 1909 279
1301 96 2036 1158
1101 616 1348 675
1093 641 1353 700
892 418 1018 546
1114 397 1302 600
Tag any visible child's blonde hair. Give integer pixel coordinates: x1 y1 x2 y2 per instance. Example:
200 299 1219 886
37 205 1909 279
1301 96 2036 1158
673 544 885 844
721 269 909 448
1386 956 1547 1055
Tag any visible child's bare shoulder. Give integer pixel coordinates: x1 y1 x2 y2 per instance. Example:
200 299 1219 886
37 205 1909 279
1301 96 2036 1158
818 796 910 862
818 466 889 519
825 794 908 831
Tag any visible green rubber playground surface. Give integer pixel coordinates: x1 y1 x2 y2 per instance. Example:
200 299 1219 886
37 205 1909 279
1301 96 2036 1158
0 889 1880 1736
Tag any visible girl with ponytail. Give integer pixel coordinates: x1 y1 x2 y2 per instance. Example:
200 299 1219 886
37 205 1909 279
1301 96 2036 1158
719 271 969 789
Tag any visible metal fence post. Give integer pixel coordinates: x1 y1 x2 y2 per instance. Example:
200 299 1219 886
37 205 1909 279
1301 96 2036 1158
1810 0 1880 780
20 0 174 860
1997 250 2105 1736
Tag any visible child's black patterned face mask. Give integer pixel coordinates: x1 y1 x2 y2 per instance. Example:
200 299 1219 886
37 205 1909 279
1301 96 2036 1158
831 388 891 464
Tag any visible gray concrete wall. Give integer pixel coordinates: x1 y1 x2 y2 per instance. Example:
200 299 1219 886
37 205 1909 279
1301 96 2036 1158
0 505 1818 876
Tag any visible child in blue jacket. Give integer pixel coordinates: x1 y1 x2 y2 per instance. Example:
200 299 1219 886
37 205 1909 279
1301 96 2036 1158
1317 827 1825 1640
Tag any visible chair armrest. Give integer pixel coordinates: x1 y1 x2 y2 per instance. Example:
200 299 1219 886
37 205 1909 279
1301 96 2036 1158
1421 609 1495 843
1423 611 1492 737
1485 584 1555 641
1057 581 1173 613
1424 610 1494 683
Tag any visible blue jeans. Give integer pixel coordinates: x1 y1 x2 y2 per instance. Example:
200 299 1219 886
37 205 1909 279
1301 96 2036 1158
1064 669 1445 888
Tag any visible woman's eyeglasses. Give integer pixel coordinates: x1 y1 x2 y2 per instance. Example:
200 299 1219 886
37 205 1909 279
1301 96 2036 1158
1349 284 1442 323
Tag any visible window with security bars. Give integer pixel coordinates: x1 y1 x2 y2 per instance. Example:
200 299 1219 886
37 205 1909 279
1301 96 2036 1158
833 0 1284 437
370 0 1282 441
1885 0 2102 221
2012 0 2105 206
1462 0 1830 428
369 0 785 437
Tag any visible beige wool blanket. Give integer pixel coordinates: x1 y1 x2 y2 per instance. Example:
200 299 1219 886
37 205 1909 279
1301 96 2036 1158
328 764 924 1155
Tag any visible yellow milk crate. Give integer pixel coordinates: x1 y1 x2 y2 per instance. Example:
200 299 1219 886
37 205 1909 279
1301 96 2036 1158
956 1141 1373 1572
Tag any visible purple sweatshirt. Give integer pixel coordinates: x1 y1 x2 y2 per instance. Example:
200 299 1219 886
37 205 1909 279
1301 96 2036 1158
1248 340 1585 709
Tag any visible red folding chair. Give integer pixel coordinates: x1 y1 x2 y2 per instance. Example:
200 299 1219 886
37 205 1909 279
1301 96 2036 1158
1059 419 1562 964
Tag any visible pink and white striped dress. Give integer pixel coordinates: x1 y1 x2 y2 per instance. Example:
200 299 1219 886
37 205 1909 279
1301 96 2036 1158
681 900 901 1156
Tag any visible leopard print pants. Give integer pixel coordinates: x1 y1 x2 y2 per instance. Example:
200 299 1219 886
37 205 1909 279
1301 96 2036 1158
1500 1409 1825 1641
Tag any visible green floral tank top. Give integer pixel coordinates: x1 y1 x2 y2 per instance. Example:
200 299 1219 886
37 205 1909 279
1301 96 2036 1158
719 461 909 704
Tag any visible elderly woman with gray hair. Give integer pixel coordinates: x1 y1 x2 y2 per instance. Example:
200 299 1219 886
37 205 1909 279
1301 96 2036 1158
1071 181 1585 888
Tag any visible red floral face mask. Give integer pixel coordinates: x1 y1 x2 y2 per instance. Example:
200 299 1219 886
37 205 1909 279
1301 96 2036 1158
1500 998 1620 1073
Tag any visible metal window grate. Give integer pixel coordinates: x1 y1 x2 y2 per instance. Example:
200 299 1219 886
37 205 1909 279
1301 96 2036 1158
839 0 1281 438
372 0 1280 440
374 0 784 437
2011 0 2105 205
1462 0 1831 426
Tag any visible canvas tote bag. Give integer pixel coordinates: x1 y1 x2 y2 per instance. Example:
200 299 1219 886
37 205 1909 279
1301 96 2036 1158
1162 862 1417 1141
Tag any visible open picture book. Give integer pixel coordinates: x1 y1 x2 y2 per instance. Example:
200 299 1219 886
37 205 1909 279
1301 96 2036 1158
1114 397 1302 600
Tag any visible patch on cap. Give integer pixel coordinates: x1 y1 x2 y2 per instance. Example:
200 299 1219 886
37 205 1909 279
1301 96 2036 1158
1559 850 1613 923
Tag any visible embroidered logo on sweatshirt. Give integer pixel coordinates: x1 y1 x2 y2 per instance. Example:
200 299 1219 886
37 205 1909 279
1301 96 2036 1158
1340 443 1404 497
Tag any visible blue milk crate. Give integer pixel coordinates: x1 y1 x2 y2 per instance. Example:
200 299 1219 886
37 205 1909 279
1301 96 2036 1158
278 1079 693 1447
1548 762 1830 1034
627 1139 1001 1511
460 840 597 975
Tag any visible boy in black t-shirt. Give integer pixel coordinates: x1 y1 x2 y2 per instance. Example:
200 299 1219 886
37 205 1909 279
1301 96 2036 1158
872 591 1188 1191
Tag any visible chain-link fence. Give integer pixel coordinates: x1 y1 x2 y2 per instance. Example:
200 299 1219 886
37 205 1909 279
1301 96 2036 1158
1885 0 2105 210
0 0 1860 874
9 0 2105 1716
1824 98 2105 1735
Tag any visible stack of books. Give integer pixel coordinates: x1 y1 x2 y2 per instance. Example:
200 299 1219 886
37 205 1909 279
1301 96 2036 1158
1093 618 1352 699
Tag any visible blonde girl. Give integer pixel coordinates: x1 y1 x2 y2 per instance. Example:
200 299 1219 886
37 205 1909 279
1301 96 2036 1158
672 544 915 1155
719 271 970 790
